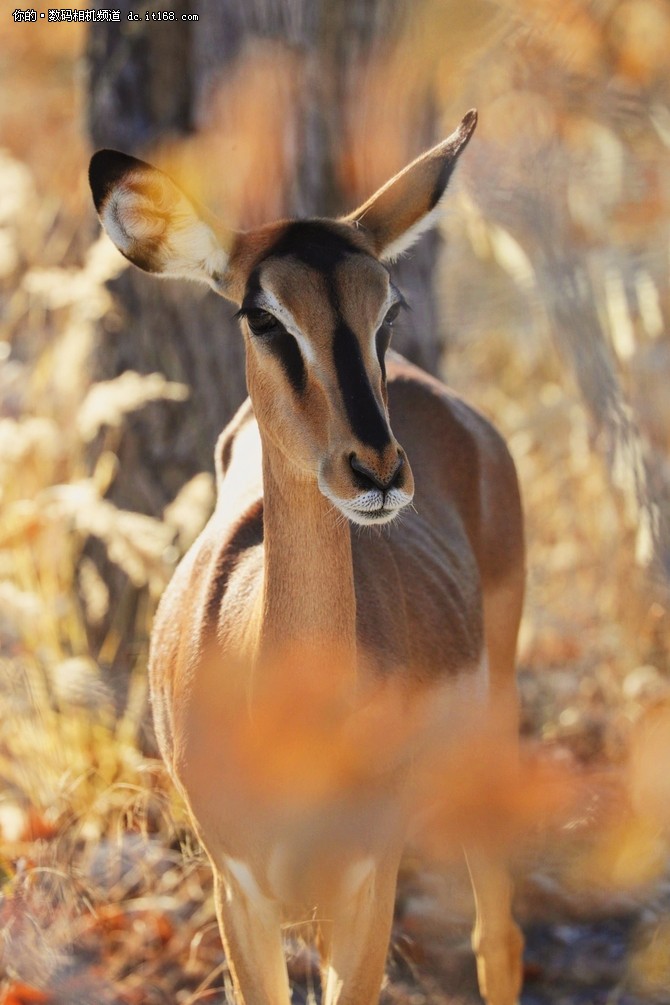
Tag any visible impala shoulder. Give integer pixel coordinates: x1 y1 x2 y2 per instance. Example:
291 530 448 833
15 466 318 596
214 397 258 488
203 498 264 636
387 352 515 462
386 352 523 586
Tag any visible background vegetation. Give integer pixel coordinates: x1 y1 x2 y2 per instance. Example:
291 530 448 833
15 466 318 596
1 2 670 1002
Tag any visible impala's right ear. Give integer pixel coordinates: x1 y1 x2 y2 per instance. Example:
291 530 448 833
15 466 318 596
89 150 234 295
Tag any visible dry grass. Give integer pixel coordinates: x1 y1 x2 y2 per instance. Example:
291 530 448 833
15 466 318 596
1 4 670 1004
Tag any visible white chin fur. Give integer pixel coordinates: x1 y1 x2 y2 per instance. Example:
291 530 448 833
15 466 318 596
345 506 403 527
320 481 413 526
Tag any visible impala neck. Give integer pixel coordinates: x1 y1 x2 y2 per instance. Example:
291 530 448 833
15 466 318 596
257 438 358 689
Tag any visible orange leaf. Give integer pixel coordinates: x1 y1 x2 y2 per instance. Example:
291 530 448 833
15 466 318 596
21 808 59 842
1 984 51 1005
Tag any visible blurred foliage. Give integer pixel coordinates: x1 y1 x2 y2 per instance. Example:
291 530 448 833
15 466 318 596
0 1 670 1003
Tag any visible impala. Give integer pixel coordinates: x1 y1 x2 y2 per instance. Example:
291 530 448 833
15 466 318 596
89 110 525 1005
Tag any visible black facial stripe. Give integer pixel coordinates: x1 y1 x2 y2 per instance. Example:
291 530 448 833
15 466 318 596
268 331 307 396
261 221 366 271
237 269 306 396
333 321 391 451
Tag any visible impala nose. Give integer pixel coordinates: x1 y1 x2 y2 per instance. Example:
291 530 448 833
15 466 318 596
349 452 405 492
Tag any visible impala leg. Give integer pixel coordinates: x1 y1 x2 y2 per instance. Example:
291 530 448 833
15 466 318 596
468 573 524 1005
320 856 398 1005
213 870 291 1005
465 849 523 1005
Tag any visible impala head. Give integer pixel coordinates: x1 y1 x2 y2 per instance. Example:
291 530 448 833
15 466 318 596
89 111 477 525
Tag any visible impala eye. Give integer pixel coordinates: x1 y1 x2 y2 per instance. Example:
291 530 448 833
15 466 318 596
246 309 283 338
384 302 401 327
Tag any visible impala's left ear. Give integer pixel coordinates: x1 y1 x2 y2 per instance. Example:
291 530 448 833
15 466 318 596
343 109 477 262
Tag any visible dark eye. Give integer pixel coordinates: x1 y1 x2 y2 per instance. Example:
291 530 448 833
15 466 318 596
246 309 283 338
376 327 391 381
384 302 401 327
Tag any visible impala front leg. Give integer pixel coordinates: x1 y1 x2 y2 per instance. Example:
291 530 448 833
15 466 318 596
468 568 524 1004
213 867 291 1005
320 852 400 1005
465 848 523 1005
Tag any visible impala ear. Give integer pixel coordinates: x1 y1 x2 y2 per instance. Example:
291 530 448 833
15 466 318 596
344 110 477 262
88 149 235 294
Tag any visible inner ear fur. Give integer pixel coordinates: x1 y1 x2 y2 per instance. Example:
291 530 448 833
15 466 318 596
89 149 234 293
343 109 477 262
